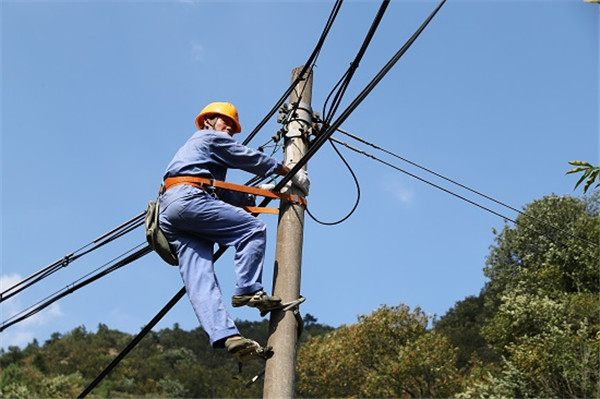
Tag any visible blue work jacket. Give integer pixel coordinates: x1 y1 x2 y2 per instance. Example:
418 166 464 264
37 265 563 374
162 129 280 206
164 129 280 181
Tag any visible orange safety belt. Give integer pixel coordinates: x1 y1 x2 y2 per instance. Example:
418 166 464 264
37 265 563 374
162 176 307 215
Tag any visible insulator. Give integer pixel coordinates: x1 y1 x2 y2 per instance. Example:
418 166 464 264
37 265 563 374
278 103 291 113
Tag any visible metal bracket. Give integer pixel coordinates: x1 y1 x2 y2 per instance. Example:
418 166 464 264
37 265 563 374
259 296 306 317
243 297 306 388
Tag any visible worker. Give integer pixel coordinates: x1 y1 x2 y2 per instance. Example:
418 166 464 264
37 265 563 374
158 102 309 362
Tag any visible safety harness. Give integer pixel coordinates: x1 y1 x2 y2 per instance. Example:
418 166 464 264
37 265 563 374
163 175 307 215
145 176 307 266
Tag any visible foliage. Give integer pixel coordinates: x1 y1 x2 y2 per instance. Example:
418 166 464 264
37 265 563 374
433 294 498 368
458 194 600 398
483 194 599 310
566 160 600 193
297 304 462 398
0 316 333 398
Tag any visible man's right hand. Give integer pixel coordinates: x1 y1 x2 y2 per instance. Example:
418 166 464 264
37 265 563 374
274 163 310 196
291 170 310 196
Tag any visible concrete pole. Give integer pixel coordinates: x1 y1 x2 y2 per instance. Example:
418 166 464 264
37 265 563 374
263 66 313 399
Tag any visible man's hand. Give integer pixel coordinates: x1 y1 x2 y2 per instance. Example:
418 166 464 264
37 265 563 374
274 163 310 196
258 183 276 191
291 170 310 196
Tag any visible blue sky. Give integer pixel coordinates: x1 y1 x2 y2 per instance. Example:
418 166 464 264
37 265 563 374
1 0 598 350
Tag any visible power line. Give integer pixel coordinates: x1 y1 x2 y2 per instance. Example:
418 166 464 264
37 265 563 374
322 0 390 126
334 128 599 248
0 244 151 332
242 0 343 146
78 244 227 398
306 0 391 225
239 0 344 187
1 212 146 303
305 138 361 225
329 136 599 256
270 0 447 196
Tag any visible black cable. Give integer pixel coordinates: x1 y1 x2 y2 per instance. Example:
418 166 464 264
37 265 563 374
323 0 389 126
266 0 447 200
322 0 390 127
0 212 146 303
78 285 187 398
336 127 600 249
306 0 390 226
78 245 227 398
242 0 343 146
322 69 350 126
306 138 361 226
238 0 344 186
237 0 392 220
0 244 151 332
329 136 599 256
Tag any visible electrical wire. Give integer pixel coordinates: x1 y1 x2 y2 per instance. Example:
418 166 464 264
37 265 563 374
335 127 600 249
329 136 599 256
0 212 146 303
302 0 390 226
238 0 344 188
78 244 227 398
228 0 387 199
306 138 361 225
242 0 343 146
270 0 447 199
0 244 151 332
322 0 390 127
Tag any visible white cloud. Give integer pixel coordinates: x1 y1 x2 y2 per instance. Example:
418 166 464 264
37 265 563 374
20 303 63 327
0 273 22 292
1 273 63 349
1 329 35 348
383 176 415 204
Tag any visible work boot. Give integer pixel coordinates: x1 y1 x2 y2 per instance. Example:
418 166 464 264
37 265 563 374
231 289 282 313
224 336 272 362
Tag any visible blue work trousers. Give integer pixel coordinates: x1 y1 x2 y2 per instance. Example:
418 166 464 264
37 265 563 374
159 185 266 346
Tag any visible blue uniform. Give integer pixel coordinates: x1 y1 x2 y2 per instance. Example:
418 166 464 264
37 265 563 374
159 129 280 347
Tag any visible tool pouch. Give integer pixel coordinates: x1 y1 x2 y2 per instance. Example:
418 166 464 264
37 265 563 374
145 197 179 266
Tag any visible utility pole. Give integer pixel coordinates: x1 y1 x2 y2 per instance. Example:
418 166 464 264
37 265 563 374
263 65 313 399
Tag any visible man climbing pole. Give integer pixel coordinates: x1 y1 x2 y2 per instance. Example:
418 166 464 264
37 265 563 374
158 102 310 362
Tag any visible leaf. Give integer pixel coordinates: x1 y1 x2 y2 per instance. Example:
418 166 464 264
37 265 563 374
574 169 592 189
583 170 599 193
566 167 589 175
568 160 593 167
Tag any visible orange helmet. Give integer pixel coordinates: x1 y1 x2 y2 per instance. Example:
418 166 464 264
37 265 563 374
195 102 242 133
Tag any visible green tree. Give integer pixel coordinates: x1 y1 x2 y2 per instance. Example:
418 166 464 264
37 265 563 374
297 304 462 398
434 294 498 368
37 373 84 398
483 194 599 310
459 194 600 398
